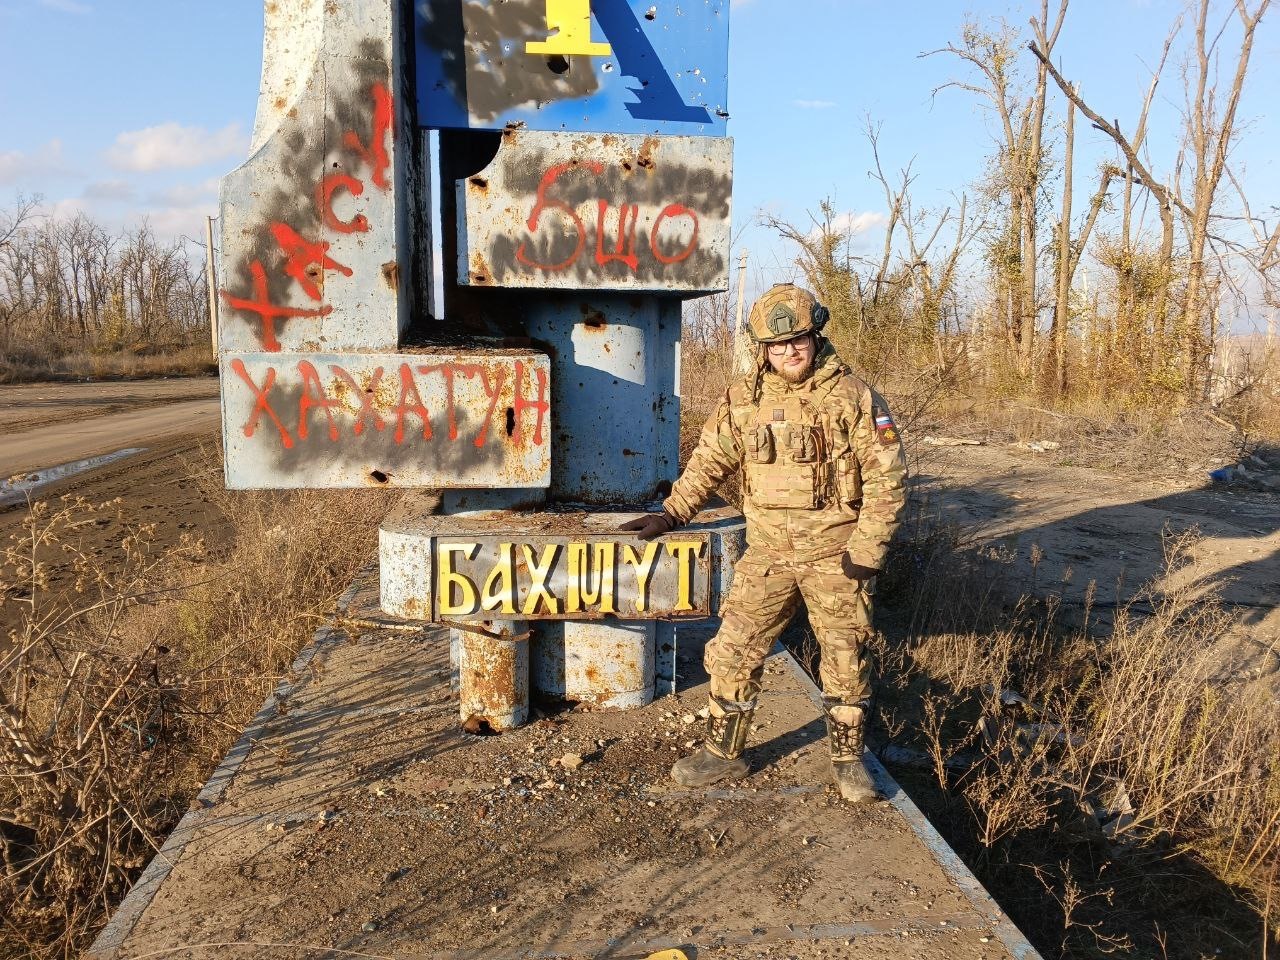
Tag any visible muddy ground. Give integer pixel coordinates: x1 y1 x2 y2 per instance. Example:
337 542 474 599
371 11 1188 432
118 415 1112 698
91 593 1027 960
0 378 226 637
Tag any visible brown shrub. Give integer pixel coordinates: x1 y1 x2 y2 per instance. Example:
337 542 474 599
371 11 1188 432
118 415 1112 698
873 517 1280 957
0 465 391 957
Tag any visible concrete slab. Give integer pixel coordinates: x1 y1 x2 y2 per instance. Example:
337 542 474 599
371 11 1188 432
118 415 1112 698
89 578 1040 960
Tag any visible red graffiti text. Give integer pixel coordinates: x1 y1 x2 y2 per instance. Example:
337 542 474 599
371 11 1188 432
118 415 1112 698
231 359 549 451
221 82 395 351
514 162 701 274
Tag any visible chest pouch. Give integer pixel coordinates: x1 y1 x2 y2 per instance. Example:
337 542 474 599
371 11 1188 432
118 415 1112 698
744 409 823 510
776 422 820 463
745 423 776 464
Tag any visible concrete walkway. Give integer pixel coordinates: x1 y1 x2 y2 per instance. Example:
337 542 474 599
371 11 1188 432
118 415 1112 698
89 578 1039 960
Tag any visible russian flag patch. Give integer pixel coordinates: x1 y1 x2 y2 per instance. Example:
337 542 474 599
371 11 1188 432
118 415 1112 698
873 404 898 445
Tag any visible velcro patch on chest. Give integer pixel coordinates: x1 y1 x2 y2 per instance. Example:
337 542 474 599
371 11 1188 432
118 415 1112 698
872 404 898 445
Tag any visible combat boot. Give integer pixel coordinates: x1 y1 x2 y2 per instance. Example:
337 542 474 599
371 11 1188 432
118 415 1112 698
670 694 755 787
823 698 879 803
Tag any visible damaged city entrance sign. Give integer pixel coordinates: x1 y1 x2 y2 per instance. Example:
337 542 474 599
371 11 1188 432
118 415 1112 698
221 350 551 489
431 534 711 621
416 0 729 135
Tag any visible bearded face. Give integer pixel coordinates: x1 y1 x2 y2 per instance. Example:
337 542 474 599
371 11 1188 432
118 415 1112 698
765 334 816 383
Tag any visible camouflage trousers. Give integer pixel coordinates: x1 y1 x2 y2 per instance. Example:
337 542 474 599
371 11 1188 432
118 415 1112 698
705 548 873 709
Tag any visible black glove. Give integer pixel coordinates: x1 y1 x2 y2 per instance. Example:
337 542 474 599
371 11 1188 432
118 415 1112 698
618 511 675 541
841 554 879 582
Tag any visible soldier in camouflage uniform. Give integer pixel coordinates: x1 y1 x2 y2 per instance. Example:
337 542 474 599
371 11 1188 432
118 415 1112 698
621 283 908 802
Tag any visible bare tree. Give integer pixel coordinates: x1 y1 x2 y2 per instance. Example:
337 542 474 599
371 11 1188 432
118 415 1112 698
1178 0 1272 392
0 201 209 363
0 194 40 252
929 0 1068 371
1030 30 1184 384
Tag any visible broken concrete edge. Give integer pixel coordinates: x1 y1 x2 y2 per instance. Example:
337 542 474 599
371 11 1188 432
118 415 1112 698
774 647 1045 960
84 573 371 960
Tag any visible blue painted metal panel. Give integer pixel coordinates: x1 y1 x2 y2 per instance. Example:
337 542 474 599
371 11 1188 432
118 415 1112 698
416 0 729 135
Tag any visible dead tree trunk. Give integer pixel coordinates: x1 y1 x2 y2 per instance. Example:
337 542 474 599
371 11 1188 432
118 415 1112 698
1180 0 1271 394
1053 89 1076 395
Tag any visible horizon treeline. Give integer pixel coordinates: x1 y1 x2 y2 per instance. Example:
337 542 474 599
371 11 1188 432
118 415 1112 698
0 199 211 363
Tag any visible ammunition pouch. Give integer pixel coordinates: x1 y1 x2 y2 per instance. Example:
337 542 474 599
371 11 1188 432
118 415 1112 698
745 424 775 464
834 454 862 503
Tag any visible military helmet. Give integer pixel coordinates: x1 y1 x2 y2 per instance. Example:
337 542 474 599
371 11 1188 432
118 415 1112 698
746 283 830 344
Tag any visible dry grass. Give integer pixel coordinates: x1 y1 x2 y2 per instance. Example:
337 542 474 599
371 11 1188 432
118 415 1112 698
0 343 215 384
0 466 391 958
871 511 1280 958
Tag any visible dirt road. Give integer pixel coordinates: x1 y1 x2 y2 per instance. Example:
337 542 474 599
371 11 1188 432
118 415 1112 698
0 378 226 635
0 377 219 480
921 441 1280 685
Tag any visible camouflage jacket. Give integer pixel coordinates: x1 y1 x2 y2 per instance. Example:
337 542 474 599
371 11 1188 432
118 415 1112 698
663 343 908 569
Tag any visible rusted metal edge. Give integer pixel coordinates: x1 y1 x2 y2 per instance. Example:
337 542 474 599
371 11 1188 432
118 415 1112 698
85 573 370 960
776 644 1045 960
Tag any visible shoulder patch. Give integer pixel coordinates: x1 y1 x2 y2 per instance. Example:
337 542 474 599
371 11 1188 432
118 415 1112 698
872 402 898 446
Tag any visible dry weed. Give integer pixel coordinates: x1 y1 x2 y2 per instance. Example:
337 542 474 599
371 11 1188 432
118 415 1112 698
0 471 390 957
0 344 215 384
874 513 1280 957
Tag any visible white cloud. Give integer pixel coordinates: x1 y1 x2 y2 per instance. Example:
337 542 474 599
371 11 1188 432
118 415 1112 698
105 122 247 173
38 0 92 12
82 179 135 201
48 196 92 221
142 205 213 242
0 139 67 185
793 99 837 110
808 210 890 240
152 177 221 208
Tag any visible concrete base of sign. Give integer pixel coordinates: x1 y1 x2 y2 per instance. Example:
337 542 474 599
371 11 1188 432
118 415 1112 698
87 575 1042 960
533 619 656 709
379 500 745 720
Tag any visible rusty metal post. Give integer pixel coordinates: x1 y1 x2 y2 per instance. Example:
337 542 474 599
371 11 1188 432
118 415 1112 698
457 620 529 731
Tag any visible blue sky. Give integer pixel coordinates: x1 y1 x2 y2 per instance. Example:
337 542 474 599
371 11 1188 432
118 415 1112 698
2 0 1277 316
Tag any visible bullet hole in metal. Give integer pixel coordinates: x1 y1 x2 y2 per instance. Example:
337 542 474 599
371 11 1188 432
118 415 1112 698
545 54 570 75
332 161 340 168
370 470 389 484
645 5 657 19
602 62 614 72
505 407 516 436
469 176 488 189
